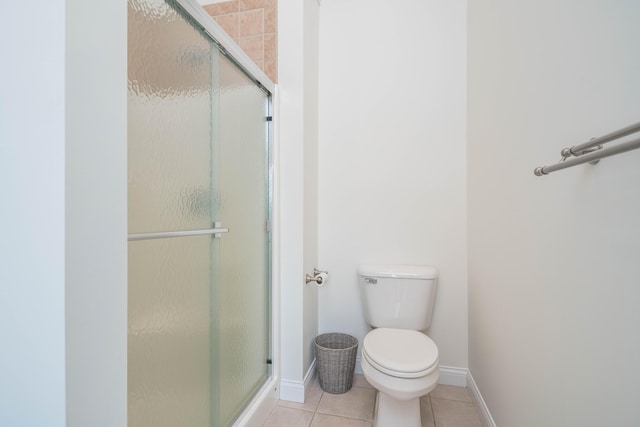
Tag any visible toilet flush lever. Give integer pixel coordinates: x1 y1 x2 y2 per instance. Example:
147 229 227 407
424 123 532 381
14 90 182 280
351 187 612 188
364 277 377 284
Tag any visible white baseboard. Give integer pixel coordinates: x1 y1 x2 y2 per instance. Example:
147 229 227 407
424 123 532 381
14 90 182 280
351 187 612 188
278 378 304 403
279 358 317 403
438 365 468 387
303 359 317 401
355 356 363 375
467 371 497 427
357 357 468 388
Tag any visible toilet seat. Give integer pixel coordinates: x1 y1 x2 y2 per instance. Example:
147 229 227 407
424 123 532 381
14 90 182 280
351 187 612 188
363 328 438 379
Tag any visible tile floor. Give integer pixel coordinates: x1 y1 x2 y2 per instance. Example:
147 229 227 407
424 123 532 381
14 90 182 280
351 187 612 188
263 374 484 427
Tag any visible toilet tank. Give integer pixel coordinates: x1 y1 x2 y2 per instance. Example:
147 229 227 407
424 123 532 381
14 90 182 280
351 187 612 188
358 264 438 330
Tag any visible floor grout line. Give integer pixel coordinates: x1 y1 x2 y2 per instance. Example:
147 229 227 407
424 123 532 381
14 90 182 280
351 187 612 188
267 376 482 427
429 395 437 427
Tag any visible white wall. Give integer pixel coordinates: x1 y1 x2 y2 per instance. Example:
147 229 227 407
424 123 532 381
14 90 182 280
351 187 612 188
318 0 468 370
0 3 66 425
468 1 640 425
278 0 320 395
66 0 127 424
302 0 320 379
0 1 127 426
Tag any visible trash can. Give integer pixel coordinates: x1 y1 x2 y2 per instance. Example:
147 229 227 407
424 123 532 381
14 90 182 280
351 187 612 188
315 333 358 394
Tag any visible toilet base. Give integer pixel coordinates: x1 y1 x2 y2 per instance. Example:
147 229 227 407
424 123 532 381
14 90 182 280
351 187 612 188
374 391 421 427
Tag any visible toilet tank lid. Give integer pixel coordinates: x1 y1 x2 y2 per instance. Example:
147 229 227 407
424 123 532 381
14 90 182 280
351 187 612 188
358 264 438 279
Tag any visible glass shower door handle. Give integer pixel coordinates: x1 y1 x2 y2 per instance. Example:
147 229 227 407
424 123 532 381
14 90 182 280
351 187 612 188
128 222 229 241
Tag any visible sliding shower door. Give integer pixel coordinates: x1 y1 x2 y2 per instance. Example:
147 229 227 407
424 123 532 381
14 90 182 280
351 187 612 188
127 1 271 426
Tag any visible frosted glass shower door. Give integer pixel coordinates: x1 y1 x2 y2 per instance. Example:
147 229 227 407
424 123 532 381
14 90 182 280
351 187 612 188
128 1 271 426
213 48 271 427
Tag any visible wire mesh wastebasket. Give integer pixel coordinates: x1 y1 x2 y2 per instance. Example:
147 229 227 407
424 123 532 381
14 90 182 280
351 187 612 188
315 333 358 394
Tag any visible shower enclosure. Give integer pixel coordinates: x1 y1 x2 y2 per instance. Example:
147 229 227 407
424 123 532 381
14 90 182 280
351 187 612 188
127 0 273 425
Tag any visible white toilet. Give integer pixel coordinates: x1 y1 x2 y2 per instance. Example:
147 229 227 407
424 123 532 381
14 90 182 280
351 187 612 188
358 265 439 427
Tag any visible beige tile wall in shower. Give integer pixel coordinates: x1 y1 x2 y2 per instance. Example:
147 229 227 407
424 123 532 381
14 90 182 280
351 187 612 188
204 0 278 83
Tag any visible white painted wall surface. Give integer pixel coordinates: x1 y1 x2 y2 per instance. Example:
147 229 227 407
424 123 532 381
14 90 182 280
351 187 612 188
278 0 320 393
468 1 640 425
1 1 127 426
0 3 67 425
278 0 305 386
65 1 127 425
303 0 320 378
318 0 468 369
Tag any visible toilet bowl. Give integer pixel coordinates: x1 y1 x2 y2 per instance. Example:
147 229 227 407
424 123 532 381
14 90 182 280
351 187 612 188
360 328 439 427
358 265 440 427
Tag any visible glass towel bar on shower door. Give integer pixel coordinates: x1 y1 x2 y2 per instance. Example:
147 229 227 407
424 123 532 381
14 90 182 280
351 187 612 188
128 222 229 241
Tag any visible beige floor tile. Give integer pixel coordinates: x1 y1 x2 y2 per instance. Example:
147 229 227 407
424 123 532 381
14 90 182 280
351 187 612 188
317 386 376 421
430 384 474 403
352 374 373 389
279 377 323 412
274 374 485 427
431 397 483 427
263 406 314 427
310 413 373 427
420 395 435 427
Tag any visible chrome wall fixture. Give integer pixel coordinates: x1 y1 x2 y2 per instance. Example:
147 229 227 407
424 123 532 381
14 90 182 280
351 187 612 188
534 121 640 176
306 268 329 286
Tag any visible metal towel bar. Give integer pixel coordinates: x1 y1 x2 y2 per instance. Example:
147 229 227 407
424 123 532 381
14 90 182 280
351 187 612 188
534 121 640 176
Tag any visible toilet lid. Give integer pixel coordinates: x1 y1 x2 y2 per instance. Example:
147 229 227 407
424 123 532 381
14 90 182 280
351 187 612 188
363 328 438 379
